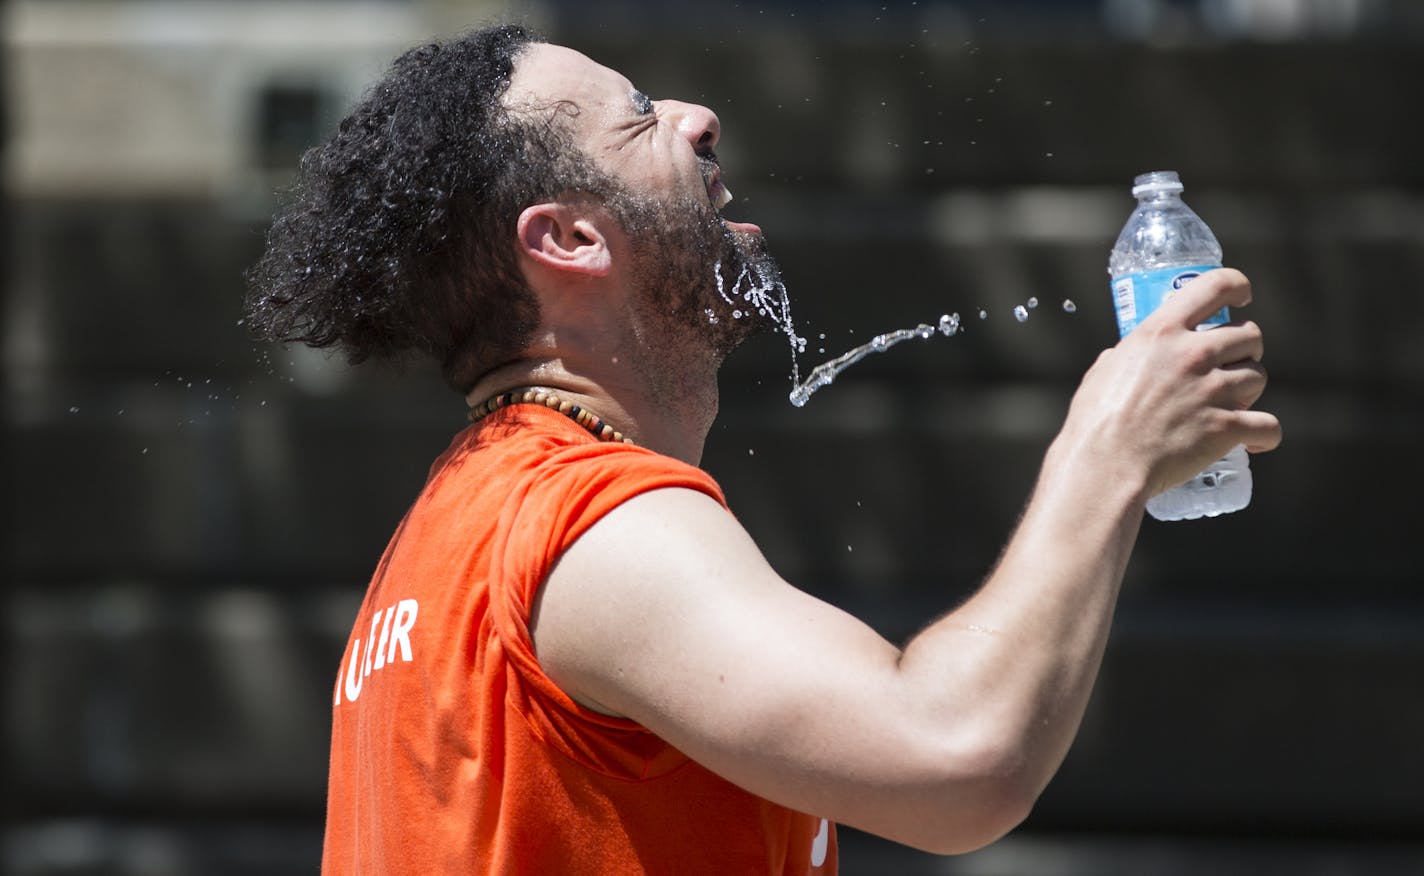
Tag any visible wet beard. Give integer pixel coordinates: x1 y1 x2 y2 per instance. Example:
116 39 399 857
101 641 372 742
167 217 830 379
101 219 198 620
622 192 786 359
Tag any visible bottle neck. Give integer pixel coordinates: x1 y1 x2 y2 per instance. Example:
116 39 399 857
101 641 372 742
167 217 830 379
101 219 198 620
1137 190 1182 205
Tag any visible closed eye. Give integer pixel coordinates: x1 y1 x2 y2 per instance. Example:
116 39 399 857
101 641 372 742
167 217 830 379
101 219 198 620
630 89 655 115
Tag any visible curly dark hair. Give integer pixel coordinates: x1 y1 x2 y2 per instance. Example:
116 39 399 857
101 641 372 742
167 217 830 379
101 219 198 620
245 24 610 393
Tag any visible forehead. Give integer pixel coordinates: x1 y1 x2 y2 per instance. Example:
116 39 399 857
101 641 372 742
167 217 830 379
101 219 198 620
504 43 635 124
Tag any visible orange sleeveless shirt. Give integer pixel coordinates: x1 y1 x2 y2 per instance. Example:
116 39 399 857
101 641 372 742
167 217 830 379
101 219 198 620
322 404 837 874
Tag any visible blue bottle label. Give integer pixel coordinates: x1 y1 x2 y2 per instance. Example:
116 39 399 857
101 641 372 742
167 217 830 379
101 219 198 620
1110 264 1228 338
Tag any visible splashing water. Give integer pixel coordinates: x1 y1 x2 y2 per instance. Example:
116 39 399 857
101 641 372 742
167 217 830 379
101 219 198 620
714 257 807 384
789 291 1081 407
790 312 962 407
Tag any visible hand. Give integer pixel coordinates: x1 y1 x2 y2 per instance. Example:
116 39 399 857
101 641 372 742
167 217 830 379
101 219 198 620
1060 268 1283 500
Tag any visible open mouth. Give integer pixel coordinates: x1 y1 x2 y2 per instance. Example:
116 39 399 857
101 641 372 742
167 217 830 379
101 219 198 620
704 163 734 211
709 176 734 210
703 162 761 235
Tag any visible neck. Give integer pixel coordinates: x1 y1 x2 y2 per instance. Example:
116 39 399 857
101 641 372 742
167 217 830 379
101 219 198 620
465 356 718 466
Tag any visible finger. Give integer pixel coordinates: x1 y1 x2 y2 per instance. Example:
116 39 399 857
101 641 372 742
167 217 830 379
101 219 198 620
1213 360 1269 411
1233 409 1283 454
1153 267 1253 330
1199 319 1265 366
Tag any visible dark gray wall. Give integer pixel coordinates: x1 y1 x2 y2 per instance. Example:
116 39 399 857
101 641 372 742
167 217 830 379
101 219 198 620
6 4 1423 874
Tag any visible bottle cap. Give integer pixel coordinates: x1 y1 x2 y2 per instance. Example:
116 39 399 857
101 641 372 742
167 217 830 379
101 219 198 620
1131 170 1184 198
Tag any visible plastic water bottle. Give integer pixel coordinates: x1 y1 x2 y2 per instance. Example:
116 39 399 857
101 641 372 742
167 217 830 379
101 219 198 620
1108 170 1252 521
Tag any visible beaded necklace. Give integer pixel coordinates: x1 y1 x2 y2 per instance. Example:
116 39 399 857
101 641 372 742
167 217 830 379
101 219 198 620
466 387 634 445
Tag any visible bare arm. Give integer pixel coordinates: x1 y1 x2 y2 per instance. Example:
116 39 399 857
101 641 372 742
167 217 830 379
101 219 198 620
532 269 1281 854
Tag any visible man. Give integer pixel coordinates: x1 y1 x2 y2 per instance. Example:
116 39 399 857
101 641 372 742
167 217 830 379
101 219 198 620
246 25 1281 876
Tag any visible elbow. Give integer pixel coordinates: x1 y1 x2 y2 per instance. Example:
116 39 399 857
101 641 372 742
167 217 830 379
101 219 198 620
902 737 1044 856
931 787 1036 856
914 780 1036 856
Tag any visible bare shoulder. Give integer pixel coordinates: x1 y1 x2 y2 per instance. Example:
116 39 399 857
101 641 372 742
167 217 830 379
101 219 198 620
531 484 896 733
531 486 823 714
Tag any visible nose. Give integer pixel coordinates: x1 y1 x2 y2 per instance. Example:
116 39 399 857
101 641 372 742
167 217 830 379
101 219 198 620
661 100 721 154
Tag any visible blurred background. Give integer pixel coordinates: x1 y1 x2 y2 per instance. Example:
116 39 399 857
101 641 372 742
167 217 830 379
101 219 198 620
5 0 1423 873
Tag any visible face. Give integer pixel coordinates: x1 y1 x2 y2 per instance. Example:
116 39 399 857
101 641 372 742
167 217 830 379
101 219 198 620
504 43 795 358
504 44 750 233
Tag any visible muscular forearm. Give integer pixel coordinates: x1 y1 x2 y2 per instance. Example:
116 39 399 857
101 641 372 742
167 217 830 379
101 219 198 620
892 427 1148 840
891 270 1276 829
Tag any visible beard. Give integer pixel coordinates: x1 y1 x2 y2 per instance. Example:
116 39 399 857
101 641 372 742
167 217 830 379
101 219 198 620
612 189 793 361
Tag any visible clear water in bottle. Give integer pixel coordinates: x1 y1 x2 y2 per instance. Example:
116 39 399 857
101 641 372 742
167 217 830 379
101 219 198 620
1108 170 1253 521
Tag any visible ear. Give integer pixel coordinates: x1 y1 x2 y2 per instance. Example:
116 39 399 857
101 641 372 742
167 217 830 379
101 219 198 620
516 202 612 278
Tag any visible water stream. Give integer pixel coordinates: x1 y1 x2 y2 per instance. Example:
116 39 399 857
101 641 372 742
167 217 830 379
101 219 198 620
788 299 1075 407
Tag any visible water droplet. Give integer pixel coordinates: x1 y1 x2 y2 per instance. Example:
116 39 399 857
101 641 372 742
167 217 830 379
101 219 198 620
68 406 79 414
748 448 755 456
937 313 960 337
1062 299 1077 313
1013 305 1029 322
141 448 149 455
1026 297 1039 309
978 309 988 320
732 309 743 319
